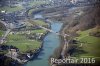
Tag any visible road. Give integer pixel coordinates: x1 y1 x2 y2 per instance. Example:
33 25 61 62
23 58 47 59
0 21 11 44
5 52 28 63
60 23 71 58
0 29 11 44
61 34 69 58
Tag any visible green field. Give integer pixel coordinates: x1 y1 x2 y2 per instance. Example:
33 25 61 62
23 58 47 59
0 30 4 37
0 1 43 13
0 6 23 13
31 29 46 33
6 26 47 53
34 20 48 26
17 29 46 34
28 0 50 16
28 0 50 7
28 19 48 26
27 1 46 15
5 19 48 53
7 33 41 53
28 1 46 7
73 29 100 60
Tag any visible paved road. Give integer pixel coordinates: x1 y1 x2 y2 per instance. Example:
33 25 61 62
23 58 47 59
0 29 11 44
60 23 71 58
61 33 71 58
0 21 11 44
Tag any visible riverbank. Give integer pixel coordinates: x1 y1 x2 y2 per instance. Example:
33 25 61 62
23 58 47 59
48 23 66 66
27 7 67 66
50 5 100 66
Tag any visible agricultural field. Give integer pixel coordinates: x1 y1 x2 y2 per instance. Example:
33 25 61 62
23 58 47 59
6 32 41 53
5 20 48 53
6 20 48 53
73 28 100 62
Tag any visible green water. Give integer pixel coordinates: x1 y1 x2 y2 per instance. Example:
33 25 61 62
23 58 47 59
25 22 63 66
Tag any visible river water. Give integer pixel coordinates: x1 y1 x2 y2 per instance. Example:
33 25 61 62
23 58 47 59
25 22 63 66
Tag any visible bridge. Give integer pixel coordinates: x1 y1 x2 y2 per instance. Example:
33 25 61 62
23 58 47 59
28 19 70 35
28 19 70 58
39 25 60 34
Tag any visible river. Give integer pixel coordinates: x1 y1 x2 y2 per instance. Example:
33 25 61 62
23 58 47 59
25 22 63 66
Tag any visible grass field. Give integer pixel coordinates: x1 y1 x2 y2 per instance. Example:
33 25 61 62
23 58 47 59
28 1 46 15
7 33 41 53
28 0 51 7
28 1 46 7
28 19 48 26
31 29 46 33
73 29 100 60
0 6 23 13
0 30 4 37
6 19 48 53
6 23 47 53
34 20 48 26
28 0 50 16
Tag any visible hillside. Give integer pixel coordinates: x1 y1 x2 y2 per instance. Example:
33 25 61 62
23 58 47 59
61 4 100 66
64 6 100 36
